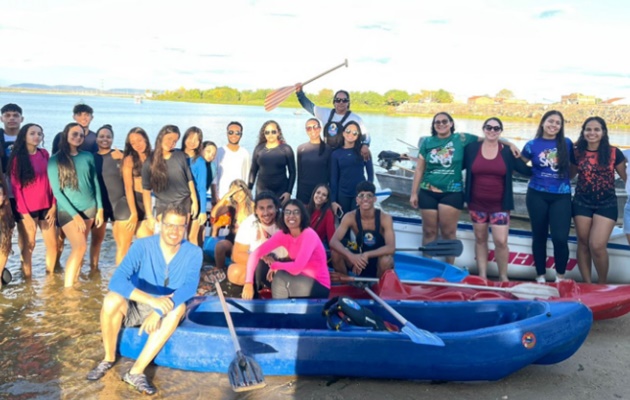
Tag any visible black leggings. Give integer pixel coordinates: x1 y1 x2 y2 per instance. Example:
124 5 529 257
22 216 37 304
526 188 572 276
271 270 330 299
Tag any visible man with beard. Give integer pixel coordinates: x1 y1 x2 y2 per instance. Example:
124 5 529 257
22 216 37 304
212 121 251 199
86 202 202 395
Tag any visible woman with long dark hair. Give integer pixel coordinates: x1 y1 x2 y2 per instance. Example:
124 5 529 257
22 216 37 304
0 180 16 290
8 123 57 276
330 121 374 217
47 122 103 287
242 199 330 300
202 140 217 206
307 184 335 246
520 110 574 283
142 125 198 230
121 127 153 239
181 126 207 246
572 116 626 283
297 118 332 204
248 120 296 205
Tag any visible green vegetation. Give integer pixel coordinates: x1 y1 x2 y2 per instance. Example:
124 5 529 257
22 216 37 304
154 86 456 112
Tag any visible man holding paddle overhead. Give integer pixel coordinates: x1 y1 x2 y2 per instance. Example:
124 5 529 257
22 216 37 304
330 181 395 278
86 203 202 395
295 86 371 159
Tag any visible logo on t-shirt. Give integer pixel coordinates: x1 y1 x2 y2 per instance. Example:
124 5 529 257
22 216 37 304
363 232 375 246
538 148 559 172
428 142 454 167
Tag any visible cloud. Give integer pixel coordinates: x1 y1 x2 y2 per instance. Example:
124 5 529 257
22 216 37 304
357 57 391 64
164 47 186 54
269 13 296 18
358 24 392 31
537 9 564 19
199 54 230 58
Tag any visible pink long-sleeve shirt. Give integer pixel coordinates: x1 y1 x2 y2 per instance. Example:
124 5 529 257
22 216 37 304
10 149 55 214
245 227 331 289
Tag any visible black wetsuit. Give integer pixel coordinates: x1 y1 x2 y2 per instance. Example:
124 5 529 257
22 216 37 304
141 150 193 217
296 142 332 204
249 143 296 198
95 150 130 221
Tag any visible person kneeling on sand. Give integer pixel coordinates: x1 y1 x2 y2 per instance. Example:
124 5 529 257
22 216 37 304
86 203 202 396
330 181 395 278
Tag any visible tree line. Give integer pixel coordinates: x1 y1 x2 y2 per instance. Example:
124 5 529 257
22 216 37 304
154 86 456 111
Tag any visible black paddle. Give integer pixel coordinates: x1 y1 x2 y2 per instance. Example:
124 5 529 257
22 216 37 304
398 239 463 257
1 268 12 286
214 281 266 392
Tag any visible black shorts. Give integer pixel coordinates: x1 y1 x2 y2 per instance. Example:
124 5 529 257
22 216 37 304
134 191 147 221
418 189 464 210
15 207 50 222
58 207 97 227
572 201 617 221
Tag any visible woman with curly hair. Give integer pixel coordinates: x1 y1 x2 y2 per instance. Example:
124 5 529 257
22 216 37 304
572 116 626 283
0 180 16 290
47 122 103 287
181 126 207 246
248 120 296 205
8 123 57 276
142 125 198 230
121 127 153 239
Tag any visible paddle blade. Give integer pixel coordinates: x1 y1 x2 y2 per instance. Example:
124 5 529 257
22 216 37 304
228 351 266 392
401 324 445 347
509 283 560 300
1 268 12 286
419 240 463 257
264 86 297 111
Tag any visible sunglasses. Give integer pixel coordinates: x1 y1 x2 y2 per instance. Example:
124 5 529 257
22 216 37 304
162 222 187 232
264 130 278 136
227 130 242 136
434 119 450 126
283 209 301 216
357 193 375 200
483 125 502 132
306 125 321 131
344 129 359 136
334 98 349 103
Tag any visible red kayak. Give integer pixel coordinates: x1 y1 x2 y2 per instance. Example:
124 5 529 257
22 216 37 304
330 270 630 321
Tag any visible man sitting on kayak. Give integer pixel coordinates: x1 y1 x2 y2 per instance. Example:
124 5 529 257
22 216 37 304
86 203 202 396
330 181 395 278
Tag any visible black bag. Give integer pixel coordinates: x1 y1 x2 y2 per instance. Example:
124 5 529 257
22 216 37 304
322 296 389 331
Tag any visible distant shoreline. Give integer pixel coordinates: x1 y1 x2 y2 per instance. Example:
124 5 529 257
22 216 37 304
3 88 628 130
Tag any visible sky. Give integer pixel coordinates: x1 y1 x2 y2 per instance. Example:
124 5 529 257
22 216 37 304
0 0 628 103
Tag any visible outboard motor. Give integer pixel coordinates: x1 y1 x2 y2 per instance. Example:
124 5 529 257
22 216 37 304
377 150 403 170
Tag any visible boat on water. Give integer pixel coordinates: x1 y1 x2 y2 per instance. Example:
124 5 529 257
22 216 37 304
118 297 592 381
330 269 630 321
375 166 628 221
392 215 630 283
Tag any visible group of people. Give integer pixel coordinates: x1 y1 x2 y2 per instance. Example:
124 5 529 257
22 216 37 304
0 90 396 395
410 110 628 285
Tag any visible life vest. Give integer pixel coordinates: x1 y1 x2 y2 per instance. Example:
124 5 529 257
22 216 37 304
322 296 398 331
323 110 352 149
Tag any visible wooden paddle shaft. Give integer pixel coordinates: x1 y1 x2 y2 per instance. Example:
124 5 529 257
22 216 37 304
301 59 348 87
215 281 242 353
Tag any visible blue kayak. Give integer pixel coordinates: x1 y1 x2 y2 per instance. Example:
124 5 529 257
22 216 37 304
119 298 592 381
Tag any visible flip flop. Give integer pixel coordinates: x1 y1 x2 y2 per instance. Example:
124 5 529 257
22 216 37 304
1 268 12 286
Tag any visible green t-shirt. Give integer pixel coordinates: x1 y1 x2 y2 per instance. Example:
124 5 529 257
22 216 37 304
47 151 103 216
418 132 477 192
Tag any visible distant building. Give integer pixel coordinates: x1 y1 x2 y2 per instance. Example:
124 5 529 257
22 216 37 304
561 93 597 105
467 96 495 105
499 98 528 105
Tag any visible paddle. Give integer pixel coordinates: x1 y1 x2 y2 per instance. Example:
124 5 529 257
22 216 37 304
214 281 266 392
363 286 445 346
346 276 560 300
397 239 464 257
396 138 418 150
1 268 11 286
264 59 349 112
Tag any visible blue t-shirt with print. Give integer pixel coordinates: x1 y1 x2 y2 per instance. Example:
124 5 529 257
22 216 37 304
521 137 573 194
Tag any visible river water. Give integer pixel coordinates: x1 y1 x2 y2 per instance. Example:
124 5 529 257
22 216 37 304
0 92 627 399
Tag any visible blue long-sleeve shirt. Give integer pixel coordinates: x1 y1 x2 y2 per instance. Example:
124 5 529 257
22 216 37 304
108 235 202 316
330 147 374 202
187 155 207 214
